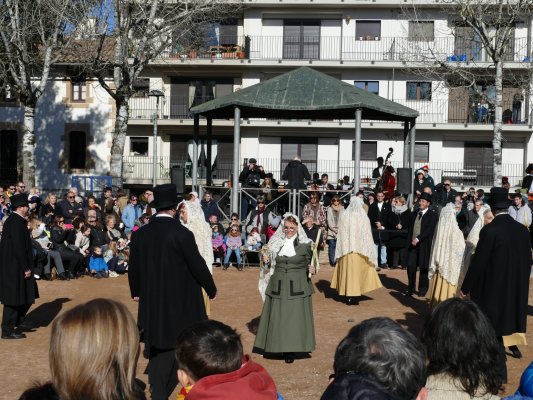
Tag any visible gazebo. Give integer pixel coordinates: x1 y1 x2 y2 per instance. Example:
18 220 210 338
191 66 419 212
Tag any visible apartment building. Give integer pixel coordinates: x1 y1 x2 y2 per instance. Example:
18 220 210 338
1 0 532 191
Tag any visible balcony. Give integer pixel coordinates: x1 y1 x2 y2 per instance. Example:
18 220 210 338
122 156 524 188
128 96 531 126
156 36 530 63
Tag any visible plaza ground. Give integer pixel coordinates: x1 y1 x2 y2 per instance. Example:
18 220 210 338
1 260 532 400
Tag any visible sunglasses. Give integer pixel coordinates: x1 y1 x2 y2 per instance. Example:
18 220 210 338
444 184 451 187
67 196 75 199
231 218 238 220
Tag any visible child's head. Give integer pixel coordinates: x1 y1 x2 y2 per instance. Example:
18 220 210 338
82 226 91 237
175 320 243 386
229 226 240 237
250 227 259 235
92 246 102 256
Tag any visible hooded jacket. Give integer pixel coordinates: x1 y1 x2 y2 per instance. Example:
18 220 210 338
282 160 311 190
186 356 278 400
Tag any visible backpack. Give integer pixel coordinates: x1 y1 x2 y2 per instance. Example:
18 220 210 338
246 171 261 187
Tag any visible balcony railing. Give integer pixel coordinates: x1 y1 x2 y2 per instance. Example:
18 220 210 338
128 96 530 125
156 35 530 63
122 156 524 188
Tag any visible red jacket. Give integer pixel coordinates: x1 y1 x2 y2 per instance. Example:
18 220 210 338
186 356 278 400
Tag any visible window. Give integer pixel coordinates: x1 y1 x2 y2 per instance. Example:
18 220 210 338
406 82 432 100
356 21 381 40
408 21 434 41
68 131 86 169
355 81 379 95
71 78 86 102
352 141 377 160
132 78 150 97
414 142 429 163
131 137 149 156
281 138 318 175
283 20 320 59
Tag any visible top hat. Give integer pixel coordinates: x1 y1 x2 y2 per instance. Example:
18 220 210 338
10 193 29 209
489 187 511 209
149 184 180 210
419 192 432 203
526 164 533 174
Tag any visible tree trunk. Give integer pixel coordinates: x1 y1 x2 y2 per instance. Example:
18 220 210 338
22 104 36 187
109 99 130 181
492 59 503 186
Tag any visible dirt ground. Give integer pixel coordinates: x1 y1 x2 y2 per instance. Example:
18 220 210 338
1 258 532 400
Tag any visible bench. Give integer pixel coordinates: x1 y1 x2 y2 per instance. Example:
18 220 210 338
442 169 477 186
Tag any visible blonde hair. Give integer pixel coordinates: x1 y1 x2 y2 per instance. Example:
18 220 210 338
49 299 142 400
394 196 406 206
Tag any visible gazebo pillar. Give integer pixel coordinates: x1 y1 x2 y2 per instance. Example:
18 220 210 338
403 121 410 167
231 107 241 214
207 117 213 186
192 114 200 190
409 119 416 196
354 108 362 190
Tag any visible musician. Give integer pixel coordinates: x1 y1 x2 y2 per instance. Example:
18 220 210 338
382 165 396 201
372 157 385 181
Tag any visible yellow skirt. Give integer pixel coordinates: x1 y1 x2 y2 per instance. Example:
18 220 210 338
330 253 382 297
428 271 457 308
203 288 210 317
503 333 527 347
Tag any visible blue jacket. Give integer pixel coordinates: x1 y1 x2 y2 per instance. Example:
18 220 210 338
90 256 108 273
122 204 143 233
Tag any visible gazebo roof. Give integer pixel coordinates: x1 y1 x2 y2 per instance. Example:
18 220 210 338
191 66 418 121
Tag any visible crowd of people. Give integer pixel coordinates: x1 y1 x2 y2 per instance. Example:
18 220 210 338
1 154 533 399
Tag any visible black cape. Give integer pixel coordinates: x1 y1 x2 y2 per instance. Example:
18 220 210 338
128 216 217 349
0 212 38 306
462 214 532 336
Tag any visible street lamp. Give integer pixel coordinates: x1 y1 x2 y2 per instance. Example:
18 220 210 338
148 89 165 187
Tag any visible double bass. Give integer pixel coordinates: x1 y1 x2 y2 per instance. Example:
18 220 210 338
375 148 394 195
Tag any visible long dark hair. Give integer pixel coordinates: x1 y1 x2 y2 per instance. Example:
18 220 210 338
422 298 503 396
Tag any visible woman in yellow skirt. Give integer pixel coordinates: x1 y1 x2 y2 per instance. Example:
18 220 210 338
427 203 466 308
330 196 382 305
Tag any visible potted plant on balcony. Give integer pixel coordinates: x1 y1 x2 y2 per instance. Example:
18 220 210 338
236 45 246 59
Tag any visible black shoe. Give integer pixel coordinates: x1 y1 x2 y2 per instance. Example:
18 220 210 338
509 345 522 359
346 297 358 305
238 265 244 271
284 353 295 364
2 332 26 339
57 272 69 281
402 290 413 297
43 273 52 281
418 290 427 297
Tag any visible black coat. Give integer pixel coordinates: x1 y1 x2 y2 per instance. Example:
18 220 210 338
321 373 400 400
128 216 217 349
461 214 532 337
368 202 393 242
0 213 39 306
434 186 458 207
387 209 411 249
58 199 84 224
406 209 438 270
282 160 311 190
522 175 533 191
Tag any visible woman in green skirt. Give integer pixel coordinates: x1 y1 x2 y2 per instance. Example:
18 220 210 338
254 214 315 364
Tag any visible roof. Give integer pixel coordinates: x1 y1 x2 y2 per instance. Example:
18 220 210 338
191 66 418 121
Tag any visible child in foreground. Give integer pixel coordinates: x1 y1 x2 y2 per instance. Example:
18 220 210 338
175 319 283 400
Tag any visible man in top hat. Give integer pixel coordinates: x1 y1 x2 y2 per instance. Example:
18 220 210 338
128 184 217 399
404 192 438 297
0 193 39 339
461 187 532 381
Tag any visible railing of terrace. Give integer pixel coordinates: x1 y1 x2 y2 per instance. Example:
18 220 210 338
128 96 530 125
156 35 530 63
122 156 525 188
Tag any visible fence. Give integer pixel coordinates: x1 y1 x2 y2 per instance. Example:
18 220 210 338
128 96 531 126
122 156 524 188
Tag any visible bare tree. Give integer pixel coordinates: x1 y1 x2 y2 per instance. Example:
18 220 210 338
0 0 96 187
401 0 533 185
83 0 239 182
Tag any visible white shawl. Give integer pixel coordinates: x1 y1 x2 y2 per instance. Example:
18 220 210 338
181 200 214 273
428 203 465 285
334 196 377 268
